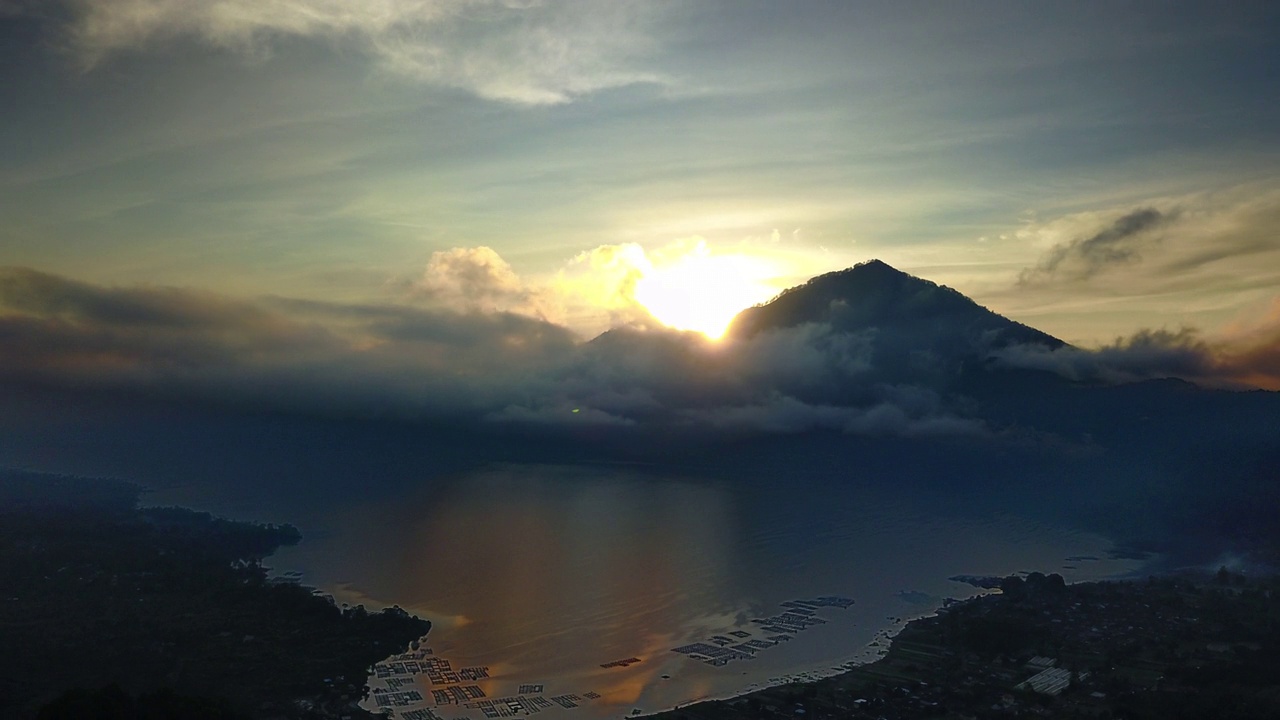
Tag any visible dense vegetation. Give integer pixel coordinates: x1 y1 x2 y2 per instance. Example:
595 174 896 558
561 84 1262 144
0 471 430 719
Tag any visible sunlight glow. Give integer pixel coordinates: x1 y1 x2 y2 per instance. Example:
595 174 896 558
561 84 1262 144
633 243 780 339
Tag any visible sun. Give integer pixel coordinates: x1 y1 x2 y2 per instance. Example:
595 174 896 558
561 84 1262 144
633 246 780 340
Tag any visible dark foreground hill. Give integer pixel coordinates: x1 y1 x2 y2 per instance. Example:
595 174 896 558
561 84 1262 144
0 470 430 719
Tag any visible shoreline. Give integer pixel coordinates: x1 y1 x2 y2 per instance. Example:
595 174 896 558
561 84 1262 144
641 568 1280 720
640 577 1059 718
353 549 1148 720
650 591 998 718
636 577 1038 719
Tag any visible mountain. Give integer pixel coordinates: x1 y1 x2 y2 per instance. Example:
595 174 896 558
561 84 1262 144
727 259 1064 390
716 261 1280 564
731 259 1062 347
721 260 1276 449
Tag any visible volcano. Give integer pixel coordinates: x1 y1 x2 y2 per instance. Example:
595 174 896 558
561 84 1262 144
726 259 1063 390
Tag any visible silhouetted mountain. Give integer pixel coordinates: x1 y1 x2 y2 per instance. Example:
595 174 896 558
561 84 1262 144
731 259 1062 348
727 259 1064 390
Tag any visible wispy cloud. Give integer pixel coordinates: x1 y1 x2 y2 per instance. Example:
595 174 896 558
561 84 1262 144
993 321 1280 391
61 0 665 104
1012 185 1280 291
1018 207 1171 286
978 183 1280 344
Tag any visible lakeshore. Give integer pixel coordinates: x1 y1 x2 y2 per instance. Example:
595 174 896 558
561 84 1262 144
360 595 862 719
643 571 1280 720
273 464 1145 720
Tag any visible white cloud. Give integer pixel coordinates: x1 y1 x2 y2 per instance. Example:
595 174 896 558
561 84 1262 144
412 245 559 319
65 0 665 104
406 243 665 337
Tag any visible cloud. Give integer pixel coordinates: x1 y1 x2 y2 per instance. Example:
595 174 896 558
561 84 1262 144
551 243 657 335
979 184 1280 346
0 265 580 416
411 246 556 320
0 264 992 437
58 0 665 104
0 266 339 369
991 328 1214 385
992 314 1280 391
1018 207 1170 285
681 394 984 437
681 395 858 434
1009 188 1280 294
484 403 636 427
1215 297 1280 391
2 257 1273 454
403 242 670 338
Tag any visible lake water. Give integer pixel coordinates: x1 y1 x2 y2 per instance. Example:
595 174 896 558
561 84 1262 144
251 464 1146 720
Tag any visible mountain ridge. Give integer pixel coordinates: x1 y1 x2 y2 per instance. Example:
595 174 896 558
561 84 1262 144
729 259 1064 350
718 259 1064 394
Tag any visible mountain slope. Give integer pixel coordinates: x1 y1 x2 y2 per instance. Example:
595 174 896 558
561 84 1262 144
726 259 1063 389
730 259 1062 348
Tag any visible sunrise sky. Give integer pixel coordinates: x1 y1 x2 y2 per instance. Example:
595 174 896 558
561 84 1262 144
2 1 1278 346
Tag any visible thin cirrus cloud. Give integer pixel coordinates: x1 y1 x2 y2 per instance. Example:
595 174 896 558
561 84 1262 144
62 0 666 104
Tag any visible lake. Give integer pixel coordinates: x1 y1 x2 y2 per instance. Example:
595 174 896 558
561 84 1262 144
247 463 1146 720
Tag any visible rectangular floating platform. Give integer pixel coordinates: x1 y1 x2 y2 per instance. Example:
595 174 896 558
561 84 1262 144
551 694 582 708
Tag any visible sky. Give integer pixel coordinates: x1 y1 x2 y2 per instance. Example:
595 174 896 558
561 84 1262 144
1 1 1278 402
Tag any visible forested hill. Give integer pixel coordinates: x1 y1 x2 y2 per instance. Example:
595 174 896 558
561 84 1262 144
0 469 430 719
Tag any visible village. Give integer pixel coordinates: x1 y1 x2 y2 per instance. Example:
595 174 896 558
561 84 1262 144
647 571 1280 720
365 646 609 719
671 596 855 668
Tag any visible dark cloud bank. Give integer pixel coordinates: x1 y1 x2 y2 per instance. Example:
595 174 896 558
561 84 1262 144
2 262 1277 437
2 262 1278 566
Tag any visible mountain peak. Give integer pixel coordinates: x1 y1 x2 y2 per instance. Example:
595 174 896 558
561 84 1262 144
851 258 898 272
726 260 1063 361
